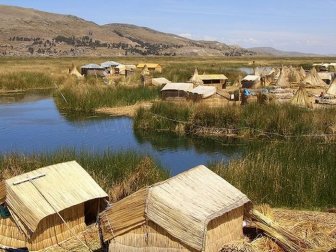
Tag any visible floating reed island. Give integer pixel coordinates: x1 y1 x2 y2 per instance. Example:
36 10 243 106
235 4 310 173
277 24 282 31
0 157 335 251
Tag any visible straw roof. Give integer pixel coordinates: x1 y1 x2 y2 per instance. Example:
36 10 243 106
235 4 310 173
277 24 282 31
100 165 250 251
101 61 120 68
137 63 161 69
81 63 104 69
299 67 306 79
191 85 216 98
302 68 328 88
242 75 260 81
5 161 108 236
198 74 228 80
152 77 171 86
190 68 203 85
291 86 311 108
327 79 336 96
255 67 275 77
318 72 333 81
289 66 302 83
161 82 193 92
276 66 291 87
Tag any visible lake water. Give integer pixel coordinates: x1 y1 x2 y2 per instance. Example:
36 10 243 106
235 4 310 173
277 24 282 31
0 93 242 175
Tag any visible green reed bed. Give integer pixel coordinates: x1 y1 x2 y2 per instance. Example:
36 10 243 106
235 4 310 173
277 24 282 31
0 150 169 198
135 101 336 138
210 140 336 209
55 82 160 113
0 72 57 91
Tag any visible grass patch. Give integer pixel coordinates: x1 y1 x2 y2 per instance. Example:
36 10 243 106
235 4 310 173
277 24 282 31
0 149 169 201
55 80 159 113
135 101 336 138
210 140 336 209
0 72 57 91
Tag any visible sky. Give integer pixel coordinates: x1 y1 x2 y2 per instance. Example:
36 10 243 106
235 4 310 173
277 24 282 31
1 0 335 54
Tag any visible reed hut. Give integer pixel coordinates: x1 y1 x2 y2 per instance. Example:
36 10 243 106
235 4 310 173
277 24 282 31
99 165 251 252
302 68 328 88
198 74 228 89
241 75 261 88
291 86 312 108
114 64 136 76
275 66 291 87
161 82 193 99
80 63 106 76
0 161 108 251
327 79 336 96
317 72 334 85
137 63 162 73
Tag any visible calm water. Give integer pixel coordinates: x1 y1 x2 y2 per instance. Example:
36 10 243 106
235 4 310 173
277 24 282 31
0 94 242 175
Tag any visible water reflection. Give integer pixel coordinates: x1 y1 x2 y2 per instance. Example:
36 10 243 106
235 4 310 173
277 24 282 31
0 94 243 175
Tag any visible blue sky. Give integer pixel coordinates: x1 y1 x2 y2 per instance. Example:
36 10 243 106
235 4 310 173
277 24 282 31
1 0 335 54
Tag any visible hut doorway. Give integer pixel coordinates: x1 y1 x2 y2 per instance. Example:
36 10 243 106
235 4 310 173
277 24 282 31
84 199 106 225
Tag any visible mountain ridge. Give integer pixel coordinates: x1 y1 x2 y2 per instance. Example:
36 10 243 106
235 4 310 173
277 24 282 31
0 5 256 57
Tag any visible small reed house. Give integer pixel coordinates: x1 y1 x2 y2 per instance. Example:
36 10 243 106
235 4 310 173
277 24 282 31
0 161 108 251
161 82 193 99
137 63 162 73
80 63 106 76
198 74 228 89
100 165 251 252
241 75 261 89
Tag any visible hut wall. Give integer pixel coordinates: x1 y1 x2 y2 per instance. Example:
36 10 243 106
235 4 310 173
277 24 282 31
161 90 188 99
0 204 86 251
202 79 226 89
85 69 106 77
205 206 244 252
0 217 27 249
28 203 86 251
242 80 260 89
108 220 197 252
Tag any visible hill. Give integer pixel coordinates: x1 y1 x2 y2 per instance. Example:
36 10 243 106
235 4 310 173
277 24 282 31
0 5 256 57
248 47 322 57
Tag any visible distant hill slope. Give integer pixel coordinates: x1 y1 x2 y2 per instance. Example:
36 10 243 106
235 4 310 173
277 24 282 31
248 47 322 57
0 5 256 57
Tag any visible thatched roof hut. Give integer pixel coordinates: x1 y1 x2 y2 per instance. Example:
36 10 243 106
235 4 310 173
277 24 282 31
161 82 193 99
137 63 162 73
101 61 120 69
275 66 291 87
198 74 228 89
327 79 336 96
241 75 261 88
80 63 106 76
0 161 108 251
302 68 328 88
100 165 251 252
291 86 312 108
255 67 276 86
317 72 335 85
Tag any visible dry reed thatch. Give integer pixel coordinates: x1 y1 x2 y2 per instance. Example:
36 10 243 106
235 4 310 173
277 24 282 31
100 165 251 251
0 161 108 251
302 68 328 88
249 209 312 252
69 64 84 79
5 161 108 235
291 85 312 108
